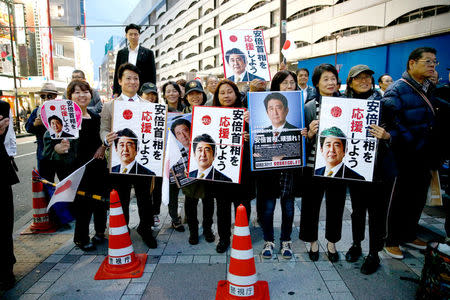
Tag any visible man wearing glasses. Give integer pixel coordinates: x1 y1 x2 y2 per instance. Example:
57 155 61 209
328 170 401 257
383 47 448 259
25 82 58 180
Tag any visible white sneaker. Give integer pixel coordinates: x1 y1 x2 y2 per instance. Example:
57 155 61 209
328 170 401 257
153 215 160 227
261 241 275 259
280 241 293 259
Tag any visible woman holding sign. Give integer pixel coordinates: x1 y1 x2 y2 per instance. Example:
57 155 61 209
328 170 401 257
43 80 108 251
299 64 346 262
256 70 299 260
341 65 395 274
212 79 254 253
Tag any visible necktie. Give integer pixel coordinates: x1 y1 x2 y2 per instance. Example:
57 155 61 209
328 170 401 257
326 170 333 177
122 167 128 174
128 98 133 102
199 173 205 179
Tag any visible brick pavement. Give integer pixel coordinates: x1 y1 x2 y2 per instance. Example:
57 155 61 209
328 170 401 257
2 193 446 299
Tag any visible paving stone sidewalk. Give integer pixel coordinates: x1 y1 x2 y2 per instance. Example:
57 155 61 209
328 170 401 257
2 194 446 300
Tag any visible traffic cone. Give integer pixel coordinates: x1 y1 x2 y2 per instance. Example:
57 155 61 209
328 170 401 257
215 204 270 299
95 189 147 280
22 170 57 234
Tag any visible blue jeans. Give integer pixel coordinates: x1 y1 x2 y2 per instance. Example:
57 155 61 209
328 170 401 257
262 195 294 242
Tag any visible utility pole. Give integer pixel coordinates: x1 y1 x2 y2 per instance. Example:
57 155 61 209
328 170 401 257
7 0 20 133
279 0 286 67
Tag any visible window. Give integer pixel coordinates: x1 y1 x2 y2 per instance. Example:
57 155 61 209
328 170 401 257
287 5 329 21
387 5 450 27
221 13 244 25
315 26 382 43
54 42 64 56
249 1 268 12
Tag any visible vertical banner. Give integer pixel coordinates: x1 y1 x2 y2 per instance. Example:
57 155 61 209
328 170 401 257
14 4 26 45
40 100 82 139
248 91 305 171
220 29 271 83
314 96 380 182
36 0 51 78
112 101 167 177
188 106 245 183
167 113 196 187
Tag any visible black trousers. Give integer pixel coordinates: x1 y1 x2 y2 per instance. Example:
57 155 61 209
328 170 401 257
299 169 347 243
184 196 214 233
386 168 431 246
0 184 15 279
348 179 394 253
152 177 162 215
111 174 154 230
216 196 251 243
73 195 107 244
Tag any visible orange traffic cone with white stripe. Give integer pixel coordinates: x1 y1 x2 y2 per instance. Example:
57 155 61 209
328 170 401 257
22 170 57 234
95 189 147 280
216 204 270 299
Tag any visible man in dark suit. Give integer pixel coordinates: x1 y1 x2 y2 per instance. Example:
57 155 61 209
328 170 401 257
225 48 265 83
0 100 19 290
189 133 232 182
296 68 316 103
111 128 155 176
48 115 74 139
314 127 365 181
113 23 156 97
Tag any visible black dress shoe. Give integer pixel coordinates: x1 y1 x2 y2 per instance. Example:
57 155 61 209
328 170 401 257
327 243 339 262
204 229 215 243
216 240 230 253
360 253 380 275
345 244 362 262
189 233 199 245
308 249 319 261
91 233 106 244
75 241 96 252
137 227 157 249
0 275 15 291
171 220 185 232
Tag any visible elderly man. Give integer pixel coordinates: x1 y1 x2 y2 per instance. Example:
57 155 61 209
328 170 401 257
26 82 58 179
383 47 449 259
101 62 157 249
113 24 156 97
296 68 316 103
204 75 219 106
377 74 394 96
68 70 102 113
225 48 264 82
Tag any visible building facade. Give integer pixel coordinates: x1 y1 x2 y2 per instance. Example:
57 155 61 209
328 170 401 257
108 0 450 88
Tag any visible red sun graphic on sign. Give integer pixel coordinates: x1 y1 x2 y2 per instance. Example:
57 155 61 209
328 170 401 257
50 105 56 111
123 109 133 120
202 115 211 125
331 106 342 117
283 40 291 50
55 180 72 195
229 35 237 42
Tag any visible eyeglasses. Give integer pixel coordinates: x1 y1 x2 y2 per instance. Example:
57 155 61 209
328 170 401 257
40 94 56 99
416 59 439 66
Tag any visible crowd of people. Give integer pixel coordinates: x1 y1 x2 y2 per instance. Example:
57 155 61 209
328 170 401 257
1 22 448 291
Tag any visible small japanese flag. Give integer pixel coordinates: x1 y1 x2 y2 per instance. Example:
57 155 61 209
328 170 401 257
281 36 296 59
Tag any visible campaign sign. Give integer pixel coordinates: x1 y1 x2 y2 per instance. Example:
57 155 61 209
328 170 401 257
111 101 168 177
248 91 305 171
220 29 271 83
40 100 82 139
167 113 196 188
314 96 380 182
188 106 245 183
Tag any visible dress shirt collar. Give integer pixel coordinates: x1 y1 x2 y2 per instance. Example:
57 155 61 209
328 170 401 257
121 160 136 174
324 161 344 178
198 165 213 179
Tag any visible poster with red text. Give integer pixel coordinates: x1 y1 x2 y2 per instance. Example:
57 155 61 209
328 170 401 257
40 100 82 139
314 96 380 182
220 29 271 83
111 101 167 177
188 106 245 183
